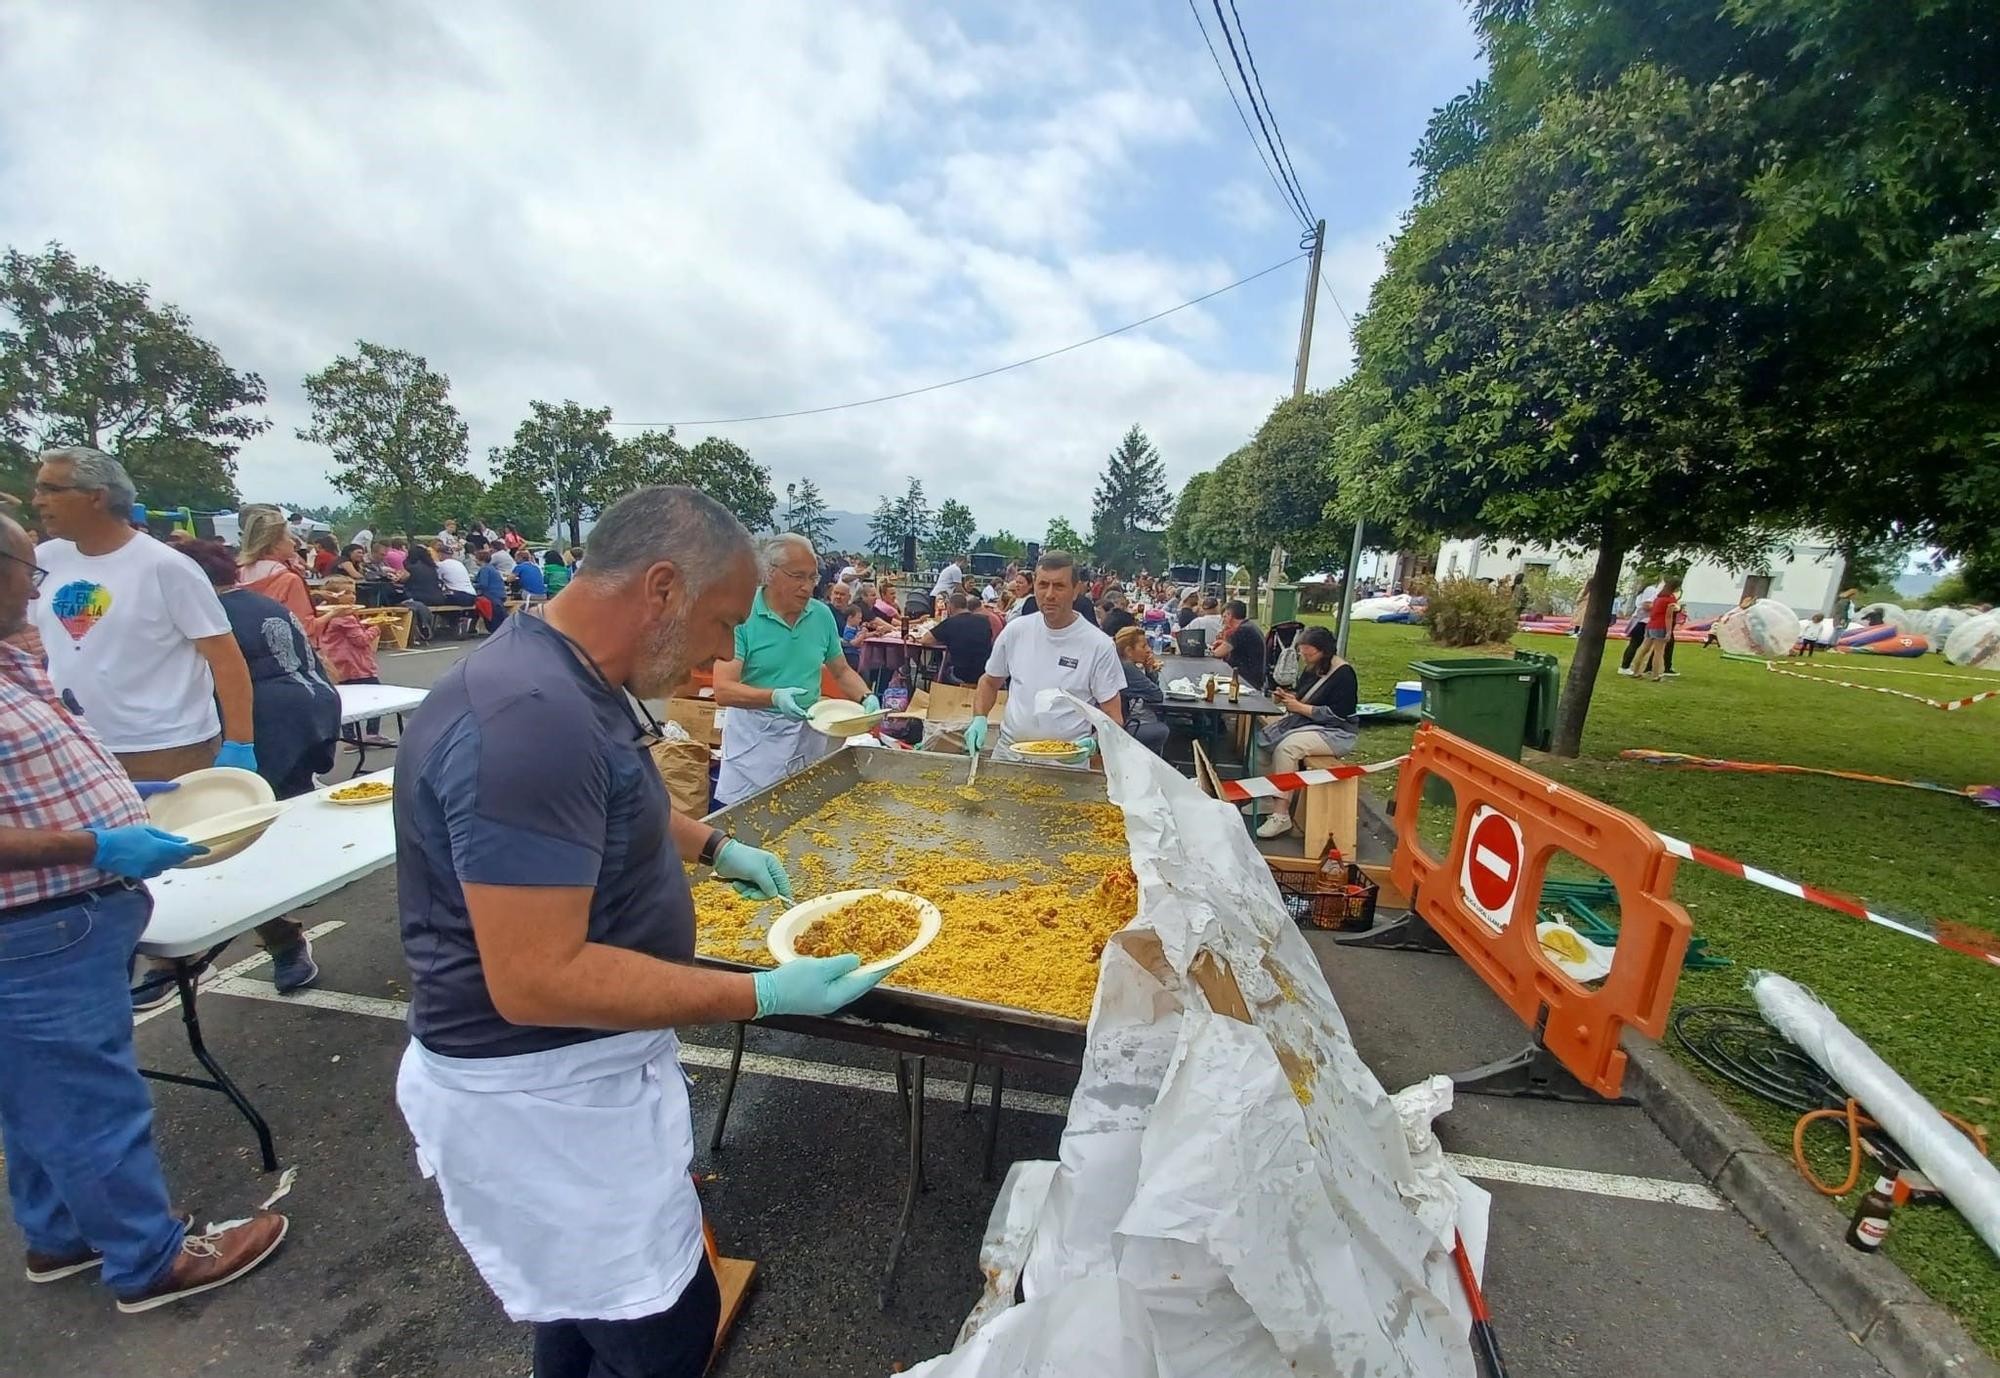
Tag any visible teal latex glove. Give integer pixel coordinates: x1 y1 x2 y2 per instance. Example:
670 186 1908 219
215 741 258 772
769 686 813 721
91 825 207 879
753 953 888 1018
860 694 881 714
963 716 989 755
1073 736 1098 758
714 838 794 901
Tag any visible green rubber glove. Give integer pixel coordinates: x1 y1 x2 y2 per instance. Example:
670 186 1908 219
1073 736 1098 757
963 716 989 755
860 693 881 714
769 686 813 721
753 953 888 1017
714 839 794 901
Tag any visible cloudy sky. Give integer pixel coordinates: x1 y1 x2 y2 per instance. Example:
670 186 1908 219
0 1 1480 531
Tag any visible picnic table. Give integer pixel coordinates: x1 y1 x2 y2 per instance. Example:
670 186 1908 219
1157 653 1282 815
337 683 428 772
856 633 941 681
137 768 400 1170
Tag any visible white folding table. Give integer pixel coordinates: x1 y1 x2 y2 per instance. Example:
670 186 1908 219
137 768 400 1169
336 683 428 772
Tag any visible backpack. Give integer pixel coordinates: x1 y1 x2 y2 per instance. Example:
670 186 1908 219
1268 621 1305 688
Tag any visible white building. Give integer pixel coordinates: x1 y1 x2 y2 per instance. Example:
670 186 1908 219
1432 534 1846 619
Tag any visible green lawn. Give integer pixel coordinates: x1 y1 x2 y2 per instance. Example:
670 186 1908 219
1307 616 2000 1354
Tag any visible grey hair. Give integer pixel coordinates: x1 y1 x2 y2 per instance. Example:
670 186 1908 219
40 446 136 516
578 485 751 593
757 532 816 580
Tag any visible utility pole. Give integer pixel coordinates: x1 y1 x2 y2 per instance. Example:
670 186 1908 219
1254 218 1326 621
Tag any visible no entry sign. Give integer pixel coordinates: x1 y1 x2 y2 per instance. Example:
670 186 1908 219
1459 805 1524 929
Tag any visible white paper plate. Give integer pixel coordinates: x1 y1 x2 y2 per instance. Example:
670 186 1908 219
805 699 887 738
766 888 941 974
147 766 275 832
173 802 289 868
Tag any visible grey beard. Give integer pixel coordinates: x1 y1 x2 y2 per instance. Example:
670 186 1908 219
629 616 692 700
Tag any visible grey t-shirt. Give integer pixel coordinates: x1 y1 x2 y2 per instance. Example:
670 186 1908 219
394 614 693 1058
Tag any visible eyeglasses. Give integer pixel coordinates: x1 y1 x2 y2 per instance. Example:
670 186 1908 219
773 566 818 584
0 550 48 589
32 481 83 496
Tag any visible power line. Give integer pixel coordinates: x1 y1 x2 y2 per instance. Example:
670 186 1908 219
607 251 1309 428
1225 0 1314 222
1209 0 1314 227
1184 0 1308 231
1319 275 1352 329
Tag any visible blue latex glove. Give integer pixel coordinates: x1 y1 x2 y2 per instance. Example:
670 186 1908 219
963 716 989 755
753 953 888 1018
132 781 180 800
860 694 881 714
91 825 207 879
714 839 794 901
769 686 813 721
215 741 258 772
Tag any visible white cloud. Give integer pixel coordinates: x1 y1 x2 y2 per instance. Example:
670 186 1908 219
0 0 1472 530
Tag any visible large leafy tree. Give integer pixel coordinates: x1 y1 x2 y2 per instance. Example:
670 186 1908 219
477 468 553 541
593 427 776 532
1340 66 1807 756
927 498 976 565
2 244 265 508
781 478 835 548
976 529 1027 560
299 341 476 539
1042 516 1088 558
1089 424 1171 574
491 400 616 547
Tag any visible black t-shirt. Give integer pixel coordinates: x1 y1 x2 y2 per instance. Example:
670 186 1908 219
1099 607 1137 638
402 562 446 603
1222 621 1267 687
394 614 693 1057
1177 606 1197 629
1022 592 1097 625
1298 662 1359 719
930 611 993 685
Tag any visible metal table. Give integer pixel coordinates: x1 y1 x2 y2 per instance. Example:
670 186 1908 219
337 683 427 772
696 748 1107 1303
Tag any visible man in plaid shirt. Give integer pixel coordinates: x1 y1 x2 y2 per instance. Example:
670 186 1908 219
0 513 289 1312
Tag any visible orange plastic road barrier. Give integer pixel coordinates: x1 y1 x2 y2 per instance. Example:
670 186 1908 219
1389 723 1693 1099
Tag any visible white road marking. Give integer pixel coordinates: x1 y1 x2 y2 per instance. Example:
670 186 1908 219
1473 844 1512 882
1445 1153 1724 1210
133 920 347 1027
190 970 1729 1208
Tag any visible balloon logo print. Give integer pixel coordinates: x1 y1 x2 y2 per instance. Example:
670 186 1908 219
51 581 113 642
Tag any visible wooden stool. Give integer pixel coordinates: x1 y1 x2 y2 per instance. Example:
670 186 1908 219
1298 751 1359 859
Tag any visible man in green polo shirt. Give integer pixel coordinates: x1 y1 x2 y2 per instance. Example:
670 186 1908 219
712 533 877 805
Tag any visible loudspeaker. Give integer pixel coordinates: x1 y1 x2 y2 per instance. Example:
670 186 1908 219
1026 542 1040 568
901 533 917 573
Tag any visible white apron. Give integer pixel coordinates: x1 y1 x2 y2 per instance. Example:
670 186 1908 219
396 1029 705 1324
715 705 831 805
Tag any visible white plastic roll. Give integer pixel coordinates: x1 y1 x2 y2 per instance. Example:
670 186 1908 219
1752 972 2000 1261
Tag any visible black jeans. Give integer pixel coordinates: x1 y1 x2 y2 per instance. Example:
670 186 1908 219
533 1256 720 1378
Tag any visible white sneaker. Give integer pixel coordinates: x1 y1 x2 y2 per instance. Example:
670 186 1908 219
1617 667 1635 677
1255 812 1294 839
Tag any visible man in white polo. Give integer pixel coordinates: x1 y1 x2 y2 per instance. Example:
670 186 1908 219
968 549 1123 762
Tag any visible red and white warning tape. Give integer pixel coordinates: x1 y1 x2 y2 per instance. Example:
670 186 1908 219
1764 661 2000 711
1215 754 1408 802
1654 831 2000 969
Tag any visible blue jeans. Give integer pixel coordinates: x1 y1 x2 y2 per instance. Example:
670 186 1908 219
0 885 184 1292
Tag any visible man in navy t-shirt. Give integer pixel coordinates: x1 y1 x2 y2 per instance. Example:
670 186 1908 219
393 487 886 1378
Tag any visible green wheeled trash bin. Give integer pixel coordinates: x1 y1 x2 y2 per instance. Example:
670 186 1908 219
1514 648 1559 752
1409 656 1542 801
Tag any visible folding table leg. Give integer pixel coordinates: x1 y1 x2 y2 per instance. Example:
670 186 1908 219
961 1060 978 1111
708 1023 747 1152
982 1067 1005 1182
879 1055 926 1308
172 961 278 1172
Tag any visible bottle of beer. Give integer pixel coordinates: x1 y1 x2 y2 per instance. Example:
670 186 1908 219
1846 1175 1899 1252
1203 675 1216 702
1229 669 1241 702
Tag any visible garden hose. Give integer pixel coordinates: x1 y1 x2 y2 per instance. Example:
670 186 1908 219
1791 1099 1988 1198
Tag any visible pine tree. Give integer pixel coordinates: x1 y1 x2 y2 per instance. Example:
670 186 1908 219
1090 424 1171 573
782 477 835 548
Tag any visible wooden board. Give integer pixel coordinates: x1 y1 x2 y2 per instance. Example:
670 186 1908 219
709 1256 758 1371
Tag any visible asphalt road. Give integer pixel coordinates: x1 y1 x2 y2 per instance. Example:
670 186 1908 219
0 637 1889 1378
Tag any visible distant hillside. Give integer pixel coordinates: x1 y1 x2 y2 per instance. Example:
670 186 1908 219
819 509 875 552
1894 567 1940 599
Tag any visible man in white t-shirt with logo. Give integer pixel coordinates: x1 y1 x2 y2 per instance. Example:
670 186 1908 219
968 549 1123 763
30 447 270 1005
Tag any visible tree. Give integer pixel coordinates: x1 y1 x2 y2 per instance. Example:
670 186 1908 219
490 400 616 547
1341 66 1811 756
977 530 1027 560
866 495 902 562
477 467 553 541
1 244 266 508
927 498 976 565
298 341 476 539
1089 424 1171 573
782 478 835 548
591 427 775 533
1043 516 1088 557
865 478 935 565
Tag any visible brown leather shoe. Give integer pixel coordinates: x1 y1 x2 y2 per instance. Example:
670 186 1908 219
115 1211 288 1313
25 1212 194 1284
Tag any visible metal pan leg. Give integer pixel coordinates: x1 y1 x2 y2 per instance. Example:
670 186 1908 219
708 1023 747 1151
879 1055 927 1307
962 1059 978 1110
982 1066 1005 1181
